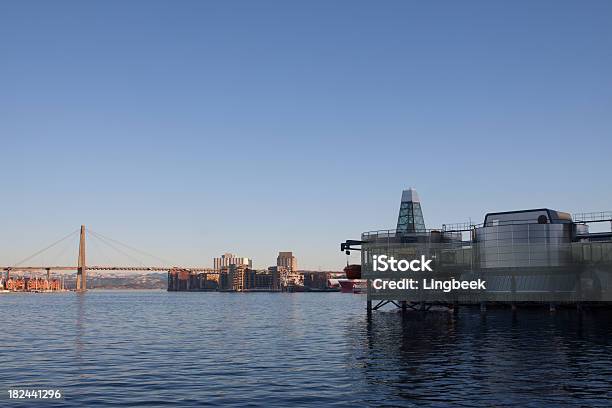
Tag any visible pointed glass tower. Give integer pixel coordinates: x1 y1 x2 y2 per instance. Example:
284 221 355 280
396 188 426 233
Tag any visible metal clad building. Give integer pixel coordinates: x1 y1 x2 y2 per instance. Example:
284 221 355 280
353 189 612 304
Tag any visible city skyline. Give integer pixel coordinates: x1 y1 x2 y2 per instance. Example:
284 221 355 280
2 1 612 269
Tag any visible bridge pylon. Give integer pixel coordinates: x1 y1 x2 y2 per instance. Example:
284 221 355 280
76 225 86 291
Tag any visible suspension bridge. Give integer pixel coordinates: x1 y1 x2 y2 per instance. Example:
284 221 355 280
0 225 216 291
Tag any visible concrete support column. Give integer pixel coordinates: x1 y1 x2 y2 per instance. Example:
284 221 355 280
452 301 459 315
77 225 86 291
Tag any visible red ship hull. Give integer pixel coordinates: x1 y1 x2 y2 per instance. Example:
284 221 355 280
343 264 361 280
338 279 366 294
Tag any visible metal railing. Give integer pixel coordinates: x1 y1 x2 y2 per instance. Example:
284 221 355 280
361 229 435 240
363 211 612 241
442 222 480 232
573 211 612 223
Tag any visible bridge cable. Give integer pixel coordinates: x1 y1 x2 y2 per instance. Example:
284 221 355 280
87 230 157 267
86 230 150 268
44 232 79 273
86 228 175 266
86 232 117 267
10 229 79 268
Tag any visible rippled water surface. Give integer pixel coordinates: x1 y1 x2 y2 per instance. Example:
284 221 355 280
1 291 611 407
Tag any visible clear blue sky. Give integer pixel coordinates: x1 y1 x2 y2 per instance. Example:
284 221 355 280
1 1 611 270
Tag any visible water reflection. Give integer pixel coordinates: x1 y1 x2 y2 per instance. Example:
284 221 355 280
350 307 612 406
1 292 611 407
74 292 85 370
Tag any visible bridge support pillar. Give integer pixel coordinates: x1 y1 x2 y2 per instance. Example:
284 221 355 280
76 225 87 291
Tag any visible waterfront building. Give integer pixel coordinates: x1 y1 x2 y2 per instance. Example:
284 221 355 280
342 188 612 310
266 266 282 291
254 272 279 291
230 265 280 292
277 251 297 272
270 265 291 290
229 264 250 291
213 253 252 272
219 267 230 290
303 271 335 291
167 270 219 291
276 251 302 290
204 272 220 287
167 269 191 291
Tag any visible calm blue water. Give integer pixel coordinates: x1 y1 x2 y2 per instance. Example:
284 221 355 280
1 291 611 407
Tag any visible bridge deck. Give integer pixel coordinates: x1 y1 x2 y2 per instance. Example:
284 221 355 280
1 266 217 273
